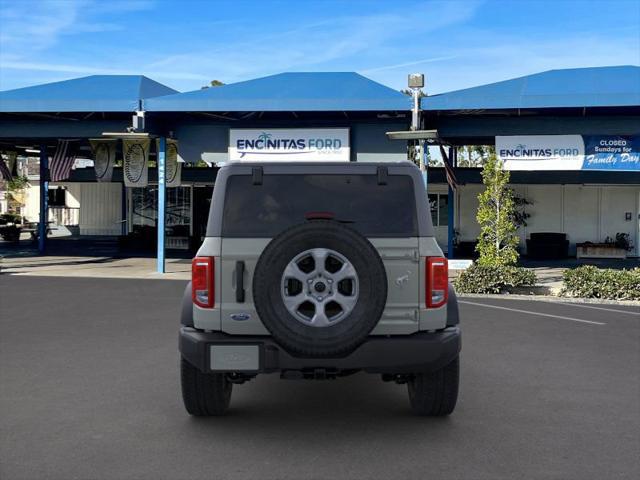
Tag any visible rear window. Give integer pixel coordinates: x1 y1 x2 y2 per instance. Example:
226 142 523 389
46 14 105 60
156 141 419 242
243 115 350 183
222 174 417 237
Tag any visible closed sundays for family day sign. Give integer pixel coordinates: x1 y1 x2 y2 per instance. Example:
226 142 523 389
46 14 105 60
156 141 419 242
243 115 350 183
229 128 350 161
497 135 640 171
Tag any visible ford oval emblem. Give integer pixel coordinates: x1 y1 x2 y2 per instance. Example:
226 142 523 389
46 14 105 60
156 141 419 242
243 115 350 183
230 313 251 321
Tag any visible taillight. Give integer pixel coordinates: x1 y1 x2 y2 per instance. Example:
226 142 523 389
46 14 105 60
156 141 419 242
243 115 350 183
192 257 214 308
426 257 448 308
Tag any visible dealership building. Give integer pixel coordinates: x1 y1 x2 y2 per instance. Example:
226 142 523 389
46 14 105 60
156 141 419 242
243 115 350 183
1 65 639 266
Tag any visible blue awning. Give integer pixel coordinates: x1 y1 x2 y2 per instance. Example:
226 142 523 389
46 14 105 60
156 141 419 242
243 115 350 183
145 72 411 112
0 75 178 113
422 66 640 111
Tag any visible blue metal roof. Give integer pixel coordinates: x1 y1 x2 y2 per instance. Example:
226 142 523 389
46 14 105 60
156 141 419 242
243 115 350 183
422 66 640 111
0 75 178 113
145 72 411 112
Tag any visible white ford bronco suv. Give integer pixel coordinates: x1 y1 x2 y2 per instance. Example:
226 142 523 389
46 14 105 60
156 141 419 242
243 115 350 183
180 162 461 416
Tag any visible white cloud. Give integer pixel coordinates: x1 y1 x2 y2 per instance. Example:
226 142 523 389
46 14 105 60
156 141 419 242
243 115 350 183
360 56 459 74
0 0 153 56
418 30 640 94
0 60 209 81
136 1 484 89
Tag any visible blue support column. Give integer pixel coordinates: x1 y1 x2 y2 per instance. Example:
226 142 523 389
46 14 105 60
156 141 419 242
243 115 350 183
447 146 456 259
157 137 166 273
38 145 48 254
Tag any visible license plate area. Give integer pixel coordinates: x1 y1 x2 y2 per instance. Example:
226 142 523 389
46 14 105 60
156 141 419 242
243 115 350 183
209 345 260 372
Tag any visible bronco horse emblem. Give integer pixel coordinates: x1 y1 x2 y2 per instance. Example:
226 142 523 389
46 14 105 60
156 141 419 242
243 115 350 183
395 271 412 287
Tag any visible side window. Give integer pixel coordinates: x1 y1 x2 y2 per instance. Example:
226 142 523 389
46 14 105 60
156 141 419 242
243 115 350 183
48 188 66 207
428 193 449 227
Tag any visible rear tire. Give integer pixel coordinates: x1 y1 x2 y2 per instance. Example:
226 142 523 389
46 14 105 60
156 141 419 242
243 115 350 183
181 358 232 416
407 356 459 416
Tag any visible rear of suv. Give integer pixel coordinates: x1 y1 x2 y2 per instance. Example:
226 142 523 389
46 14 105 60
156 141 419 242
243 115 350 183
180 162 461 416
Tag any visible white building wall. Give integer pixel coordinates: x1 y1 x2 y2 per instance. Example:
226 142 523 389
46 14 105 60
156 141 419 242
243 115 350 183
453 183 640 257
599 187 639 255
562 186 599 255
78 182 122 235
523 186 563 234
64 184 81 208
23 183 40 222
455 184 482 242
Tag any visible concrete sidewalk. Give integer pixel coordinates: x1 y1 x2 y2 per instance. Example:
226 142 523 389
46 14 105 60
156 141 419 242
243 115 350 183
0 255 191 280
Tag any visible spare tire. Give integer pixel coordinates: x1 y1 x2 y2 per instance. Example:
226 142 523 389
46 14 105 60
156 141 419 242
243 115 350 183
253 220 387 357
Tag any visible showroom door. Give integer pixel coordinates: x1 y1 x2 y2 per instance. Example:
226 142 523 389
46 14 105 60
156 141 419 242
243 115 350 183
428 192 449 252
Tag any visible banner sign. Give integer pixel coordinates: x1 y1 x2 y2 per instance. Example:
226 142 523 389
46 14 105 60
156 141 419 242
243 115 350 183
582 136 640 171
123 138 150 187
497 135 640 171
156 138 181 187
496 135 584 170
229 128 350 161
90 139 116 182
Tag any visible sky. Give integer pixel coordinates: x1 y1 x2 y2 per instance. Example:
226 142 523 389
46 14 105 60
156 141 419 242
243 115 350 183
0 0 639 94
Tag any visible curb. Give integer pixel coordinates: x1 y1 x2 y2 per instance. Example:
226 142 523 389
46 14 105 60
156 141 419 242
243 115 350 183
458 293 640 307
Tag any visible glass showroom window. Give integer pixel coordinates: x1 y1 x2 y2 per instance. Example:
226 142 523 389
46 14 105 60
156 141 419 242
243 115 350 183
130 186 192 249
428 193 449 227
166 187 191 249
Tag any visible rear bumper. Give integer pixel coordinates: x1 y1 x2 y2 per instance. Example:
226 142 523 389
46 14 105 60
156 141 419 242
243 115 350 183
180 326 461 375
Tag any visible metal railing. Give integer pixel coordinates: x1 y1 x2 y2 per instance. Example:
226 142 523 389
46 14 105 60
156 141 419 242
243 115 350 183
48 207 79 226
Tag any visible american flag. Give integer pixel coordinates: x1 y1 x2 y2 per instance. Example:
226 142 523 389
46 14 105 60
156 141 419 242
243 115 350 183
0 156 12 181
439 145 458 190
49 140 78 182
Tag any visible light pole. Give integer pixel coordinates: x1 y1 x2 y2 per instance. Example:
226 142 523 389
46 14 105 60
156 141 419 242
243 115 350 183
408 73 426 185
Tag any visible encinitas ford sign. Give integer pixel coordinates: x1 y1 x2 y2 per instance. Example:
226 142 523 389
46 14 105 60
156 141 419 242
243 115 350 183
497 135 585 170
229 128 350 161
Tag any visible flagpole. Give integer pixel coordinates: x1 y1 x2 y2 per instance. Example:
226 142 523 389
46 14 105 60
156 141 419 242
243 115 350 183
38 145 48 254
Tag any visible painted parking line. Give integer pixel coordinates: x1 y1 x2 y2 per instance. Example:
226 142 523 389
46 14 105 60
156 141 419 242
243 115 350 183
459 300 607 325
540 301 640 316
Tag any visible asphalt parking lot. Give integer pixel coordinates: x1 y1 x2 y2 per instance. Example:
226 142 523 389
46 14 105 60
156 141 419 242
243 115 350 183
1 276 638 480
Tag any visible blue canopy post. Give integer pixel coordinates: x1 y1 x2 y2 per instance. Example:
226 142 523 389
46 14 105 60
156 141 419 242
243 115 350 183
157 137 166 273
447 146 456 259
38 145 48 254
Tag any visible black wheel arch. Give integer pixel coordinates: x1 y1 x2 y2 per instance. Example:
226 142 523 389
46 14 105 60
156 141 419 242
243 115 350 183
446 283 459 327
181 281 193 327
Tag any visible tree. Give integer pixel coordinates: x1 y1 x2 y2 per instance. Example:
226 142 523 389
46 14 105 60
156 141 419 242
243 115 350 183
400 88 426 98
5 175 29 215
201 79 225 89
457 145 495 167
475 153 519 266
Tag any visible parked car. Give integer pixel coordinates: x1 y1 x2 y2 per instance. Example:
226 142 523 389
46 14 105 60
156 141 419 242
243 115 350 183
0 213 23 242
179 162 461 416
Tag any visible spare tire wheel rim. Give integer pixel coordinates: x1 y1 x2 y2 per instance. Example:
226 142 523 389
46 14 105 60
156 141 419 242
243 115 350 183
281 248 359 327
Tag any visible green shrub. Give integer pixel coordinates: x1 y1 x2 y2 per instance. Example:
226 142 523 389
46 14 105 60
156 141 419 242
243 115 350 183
561 266 640 300
454 264 537 294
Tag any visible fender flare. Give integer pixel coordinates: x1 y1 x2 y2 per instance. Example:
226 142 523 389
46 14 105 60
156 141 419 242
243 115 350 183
446 283 459 326
181 281 193 327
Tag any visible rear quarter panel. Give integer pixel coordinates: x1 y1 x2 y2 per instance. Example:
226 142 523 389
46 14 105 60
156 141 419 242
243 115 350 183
194 235 447 334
